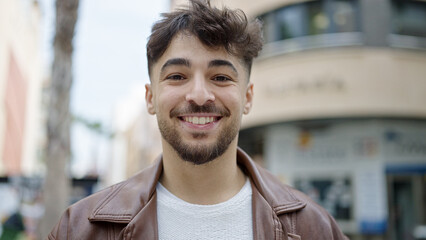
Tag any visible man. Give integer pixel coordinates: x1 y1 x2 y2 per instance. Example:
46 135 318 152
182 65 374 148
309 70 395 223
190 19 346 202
48 0 348 239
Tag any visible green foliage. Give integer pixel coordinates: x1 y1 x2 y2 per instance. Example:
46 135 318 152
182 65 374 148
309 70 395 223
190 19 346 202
72 115 115 138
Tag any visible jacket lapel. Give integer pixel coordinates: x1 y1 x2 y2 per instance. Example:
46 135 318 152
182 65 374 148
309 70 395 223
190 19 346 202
238 148 306 240
237 149 306 212
122 193 158 240
88 156 163 226
252 181 288 240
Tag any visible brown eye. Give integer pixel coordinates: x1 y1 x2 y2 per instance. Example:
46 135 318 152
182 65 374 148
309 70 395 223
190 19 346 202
212 75 231 82
166 74 185 80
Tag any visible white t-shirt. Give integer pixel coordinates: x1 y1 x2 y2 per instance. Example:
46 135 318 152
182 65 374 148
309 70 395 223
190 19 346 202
156 179 253 240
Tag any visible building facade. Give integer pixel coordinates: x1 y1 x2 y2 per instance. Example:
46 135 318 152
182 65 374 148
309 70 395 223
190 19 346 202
0 0 45 238
170 0 426 239
0 0 44 177
108 85 162 186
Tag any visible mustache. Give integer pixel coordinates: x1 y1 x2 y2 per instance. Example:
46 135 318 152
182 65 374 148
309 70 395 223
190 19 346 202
170 102 230 118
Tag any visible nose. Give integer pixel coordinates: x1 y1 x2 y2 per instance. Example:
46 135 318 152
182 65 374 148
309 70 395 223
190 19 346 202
185 76 215 105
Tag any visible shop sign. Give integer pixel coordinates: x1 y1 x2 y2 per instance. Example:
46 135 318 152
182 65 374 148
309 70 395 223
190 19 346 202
265 74 345 97
384 129 426 162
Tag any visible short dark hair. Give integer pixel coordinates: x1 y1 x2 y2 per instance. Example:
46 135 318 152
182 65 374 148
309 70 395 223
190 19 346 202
146 0 263 78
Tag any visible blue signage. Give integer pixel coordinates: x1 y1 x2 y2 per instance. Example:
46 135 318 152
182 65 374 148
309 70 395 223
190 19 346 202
360 220 387 234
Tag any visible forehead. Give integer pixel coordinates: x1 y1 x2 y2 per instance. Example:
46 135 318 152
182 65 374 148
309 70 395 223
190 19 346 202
152 33 247 76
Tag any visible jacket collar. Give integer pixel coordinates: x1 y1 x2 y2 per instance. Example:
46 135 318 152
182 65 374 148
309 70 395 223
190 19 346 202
236 149 306 215
89 148 306 223
88 155 163 223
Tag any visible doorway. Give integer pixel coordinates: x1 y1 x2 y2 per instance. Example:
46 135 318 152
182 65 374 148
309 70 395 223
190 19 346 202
387 174 426 240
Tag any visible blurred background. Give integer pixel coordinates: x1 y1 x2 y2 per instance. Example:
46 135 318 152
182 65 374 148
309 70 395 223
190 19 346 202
0 0 425 239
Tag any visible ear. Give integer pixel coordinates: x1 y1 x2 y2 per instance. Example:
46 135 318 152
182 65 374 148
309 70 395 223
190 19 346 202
145 83 156 115
243 82 253 115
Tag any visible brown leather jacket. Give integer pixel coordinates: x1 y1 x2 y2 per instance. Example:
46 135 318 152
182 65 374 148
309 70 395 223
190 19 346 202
48 148 349 240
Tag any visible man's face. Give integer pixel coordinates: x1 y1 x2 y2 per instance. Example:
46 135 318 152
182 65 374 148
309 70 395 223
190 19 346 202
146 33 253 165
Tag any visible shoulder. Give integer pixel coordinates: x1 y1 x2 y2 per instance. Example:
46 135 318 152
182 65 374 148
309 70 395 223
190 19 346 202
48 158 163 239
265 175 348 239
47 182 125 240
247 161 347 239
287 189 348 239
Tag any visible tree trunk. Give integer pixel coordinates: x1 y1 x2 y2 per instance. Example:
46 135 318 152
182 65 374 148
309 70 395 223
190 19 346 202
39 0 79 238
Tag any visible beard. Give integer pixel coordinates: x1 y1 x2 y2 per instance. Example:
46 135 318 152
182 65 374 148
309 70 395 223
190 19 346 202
158 102 240 165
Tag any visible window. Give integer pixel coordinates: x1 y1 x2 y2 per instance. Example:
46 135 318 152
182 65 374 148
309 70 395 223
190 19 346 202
294 177 353 221
260 0 361 44
391 0 426 38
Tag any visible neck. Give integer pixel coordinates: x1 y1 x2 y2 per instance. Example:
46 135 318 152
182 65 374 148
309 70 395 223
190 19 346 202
160 139 246 205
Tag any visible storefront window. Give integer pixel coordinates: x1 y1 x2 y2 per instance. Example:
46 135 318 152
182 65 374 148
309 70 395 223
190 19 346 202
294 177 353 220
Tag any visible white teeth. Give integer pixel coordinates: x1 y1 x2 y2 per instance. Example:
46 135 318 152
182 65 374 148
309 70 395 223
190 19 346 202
183 116 216 125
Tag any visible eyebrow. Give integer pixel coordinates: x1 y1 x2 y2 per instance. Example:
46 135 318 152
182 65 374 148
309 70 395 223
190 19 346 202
208 59 238 76
160 58 191 75
160 58 238 76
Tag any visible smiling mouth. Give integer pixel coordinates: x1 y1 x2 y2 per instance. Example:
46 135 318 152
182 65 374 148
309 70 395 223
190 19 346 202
179 116 221 125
